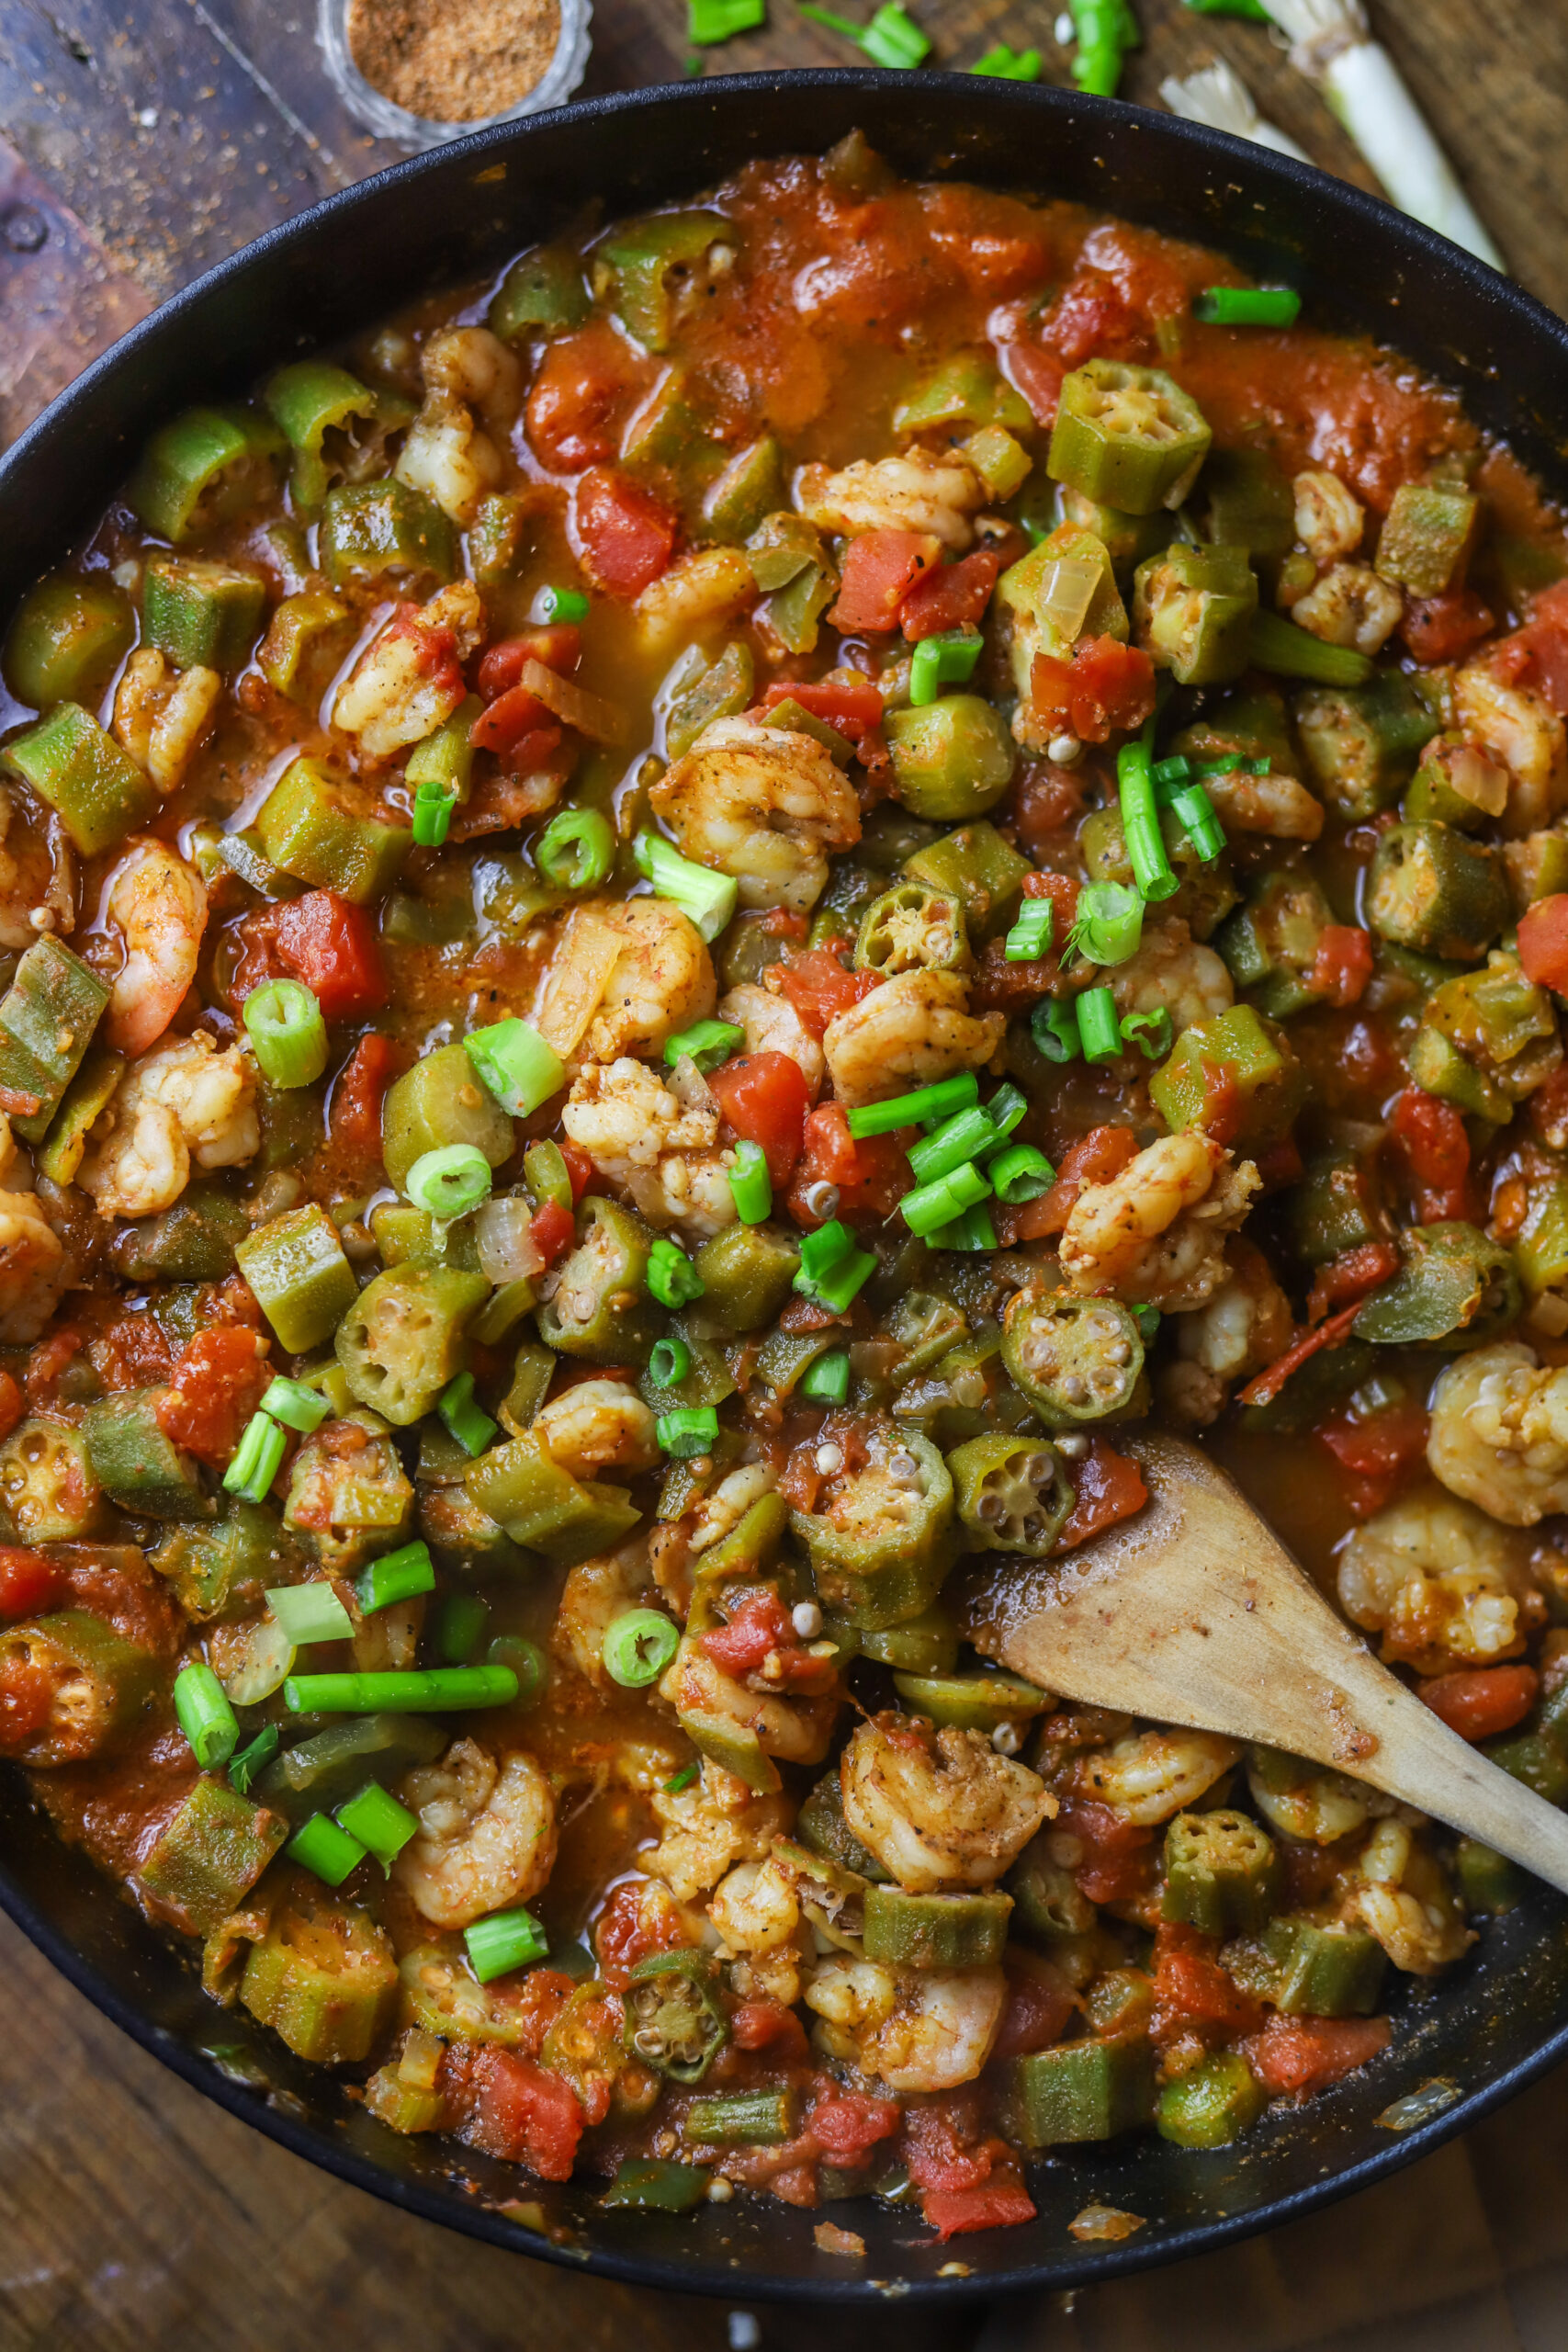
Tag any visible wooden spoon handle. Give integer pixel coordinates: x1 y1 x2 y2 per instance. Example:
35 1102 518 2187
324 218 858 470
1349 1679 1568 1894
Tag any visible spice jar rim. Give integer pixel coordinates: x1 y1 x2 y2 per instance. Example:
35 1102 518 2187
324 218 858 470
317 0 593 152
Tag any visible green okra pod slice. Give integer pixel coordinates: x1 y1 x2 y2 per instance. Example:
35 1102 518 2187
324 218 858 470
1134 542 1257 684
902 818 1030 941
854 880 970 977
255 759 412 906
1162 1809 1281 1937
1286 1153 1392 1269
947 1432 1074 1555
1295 673 1439 821
1215 871 1337 1021
151 1498 300 1622
599 211 735 352
0 1419 103 1544
0 1609 158 1764
1407 958 1560 1122
1001 1293 1145 1427
1007 1832 1098 1944
381 1041 513 1197
683 2087 799 2146
1515 1176 1568 1301
256 586 356 707
1255 1914 1385 2016
0 704 157 858
1156 2052 1266 2149
1405 732 1509 831
236 1204 359 1355
789 1425 955 1631
690 1222 799 1334
1375 481 1479 598
0 933 109 1142
886 695 1015 823
602 2159 710 2211
318 480 456 595
891 1668 1050 1735
893 351 1033 436
1198 447 1296 574
1149 1001 1306 1149
702 435 785 543
1008 2037 1157 2147
1352 1221 1520 1348
536 1198 664 1364
854 1603 960 1677
335 1265 491 1427
264 358 383 511
240 1891 398 2065
142 554 267 673
795 1770 892 1881
1365 820 1510 962
35 1045 124 1186
125 403 284 542
84 1390 212 1521
254 1715 445 1826
464 1430 641 1566
488 243 592 340
1452 1837 1523 1915
621 1949 728 2082
1 571 133 711
1047 359 1212 514
862 1884 1013 1969
137 1776 288 1935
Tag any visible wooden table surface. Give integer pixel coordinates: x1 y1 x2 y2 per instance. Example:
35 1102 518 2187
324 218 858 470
5 4 1568 2345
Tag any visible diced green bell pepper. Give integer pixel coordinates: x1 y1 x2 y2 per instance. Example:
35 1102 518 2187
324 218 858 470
126 404 284 542
1215 870 1336 1020
1048 360 1212 515
893 352 1032 436
336 1264 490 1427
599 212 735 352
319 480 456 596
1516 1175 1568 1301
143 554 266 673
113 1180 251 1285
0 702 158 855
902 819 1029 941
1453 1836 1523 1914
466 492 531 588
84 1390 211 1521
1287 1153 1392 1269
1009 2037 1157 2146
702 435 784 542
255 759 411 906
1156 2051 1266 2148
1366 822 1510 963
1353 1221 1521 1347
1134 542 1257 684
665 640 755 763
254 1714 444 1825
964 423 1032 503
886 695 1014 822
1375 481 1479 598
1151 1001 1306 1149
240 1891 398 2064
138 1776 288 1934
0 933 109 1142
603 2158 710 2210
1295 674 1440 821
489 243 592 341
1163 1809 1280 1937
236 1204 359 1354
1409 957 1560 1122
2 571 133 711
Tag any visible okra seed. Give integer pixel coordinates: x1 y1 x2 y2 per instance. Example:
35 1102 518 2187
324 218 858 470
1105 1340 1132 1365
815 1442 844 1475
458 1082 483 1109
28 907 54 933
1048 731 1083 765
653 2129 678 2157
707 2177 734 2203
888 1450 921 1486
1056 1432 1089 1459
976 1492 1007 1521
1024 1453 1055 1484
1061 1374 1088 1403
992 1722 1024 1755
792 1600 823 1638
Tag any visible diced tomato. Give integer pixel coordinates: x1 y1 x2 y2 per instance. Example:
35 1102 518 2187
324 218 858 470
1254 1133 1305 1193
1491 581 1568 714
829 530 942 633
25 1328 83 1414
462 2046 584 2180
0 1548 61 1617
1031 638 1156 746
1040 270 1144 367
1001 340 1066 426
477 627 581 698
1318 1394 1428 1483
773 948 880 1039
806 2087 900 2163
761 908 810 941
1387 1084 1474 1222
1015 760 1088 849
1399 590 1494 664
972 870 1081 1013
1310 924 1374 1008
155 1328 272 1469
994 1959 1075 2059
1151 1922 1262 2045
525 320 644 471
701 1589 795 1677
573 466 678 597
1242 2012 1392 2098
709 1050 811 1187
0 1372 20 1446
471 681 551 755
1305 1240 1402 1324
1518 893 1568 995
329 1031 401 1159
1032 1125 1138 1237
529 1197 577 1266
899 549 1001 641
1236 1301 1364 1410
92 1316 175 1394
1419 1663 1540 1742
594 1881 694 1990
1055 1438 1149 1555
731 2000 810 2059
902 2099 998 2193
1055 1796 1155 1905
497 725 567 781
558 1139 594 1201
758 675 886 741
265 891 389 1023
787 1101 910 1226
920 2177 1038 2242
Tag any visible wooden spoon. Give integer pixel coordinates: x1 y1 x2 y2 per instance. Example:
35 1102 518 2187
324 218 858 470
966 1428 1568 1897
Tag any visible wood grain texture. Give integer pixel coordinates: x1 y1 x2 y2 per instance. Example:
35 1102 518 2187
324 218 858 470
0 140 152 446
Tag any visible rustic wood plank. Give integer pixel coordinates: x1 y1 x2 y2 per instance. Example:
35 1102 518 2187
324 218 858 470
0 135 152 447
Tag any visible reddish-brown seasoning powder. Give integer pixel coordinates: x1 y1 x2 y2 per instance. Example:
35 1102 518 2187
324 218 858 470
346 0 562 121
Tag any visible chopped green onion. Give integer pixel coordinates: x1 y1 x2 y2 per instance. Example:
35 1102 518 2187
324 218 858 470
1068 0 1136 94
931 1203 998 1250
663 1762 700 1794
439 1370 498 1458
799 0 931 66
1119 729 1179 903
1032 999 1081 1064
1150 754 1192 789
658 1405 720 1459
988 1143 1055 1204
173 1660 239 1770
799 1348 851 1405
649 1334 694 1387
336 1780 419 1871
524 1138 573 1214
796 1219 853 1282
971 39 1042 75
727 1137 773 1226
633 831 738 944
266 1579 355 1646
1168 783 1226 862
536 806 615 893
1004 898 1054 963
604 1609 681 1688
909 630 984 706
1078 986 1123 1063
282 1665 519 1713
688 0 764 36
287 1813 367 1886
1065 880 1145 967
488 1634 547 1707
907 1105 996 1186
538 584 590 623
466 1905 548 1983
1120 1006 1175 1062
900 1159 992 1238
356 1541 435 1614
664 1017 745 1072
412 786 455 848
983 1081 1028 1146
243 978 327 1091
437 1590 491 1664
794 1233 875 1313
224 1410 287 1504
260 1375 331 1435
406 1143 492 1221
1131 1300 1162 1340
1182 0 1268 17
1193 285 1302 328
847 1071 978 1139
228 1722 280 1797
648 1235 705 1309
466 1016 564 1118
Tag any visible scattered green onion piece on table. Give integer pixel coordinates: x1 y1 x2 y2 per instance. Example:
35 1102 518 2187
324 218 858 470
228 1722 280 1797
287 1812 367 1887
1078 987 1123 1063
604 1609 682 1689
224 1411 287 1503
900 1159 993 1238
260 1375 330 1435
412 786 455 849
173 1660 239 1770
909 631 983 706
971 40 1042 75
466 1905 548 1983
437 1590 491 1664
658 1405 720 1459
847 1071 978 1138
1032 1000 1082 1064
1119 729 1179 903
648 1235 705 1309
799 1349 852 1405
1004 899 1054 963
356 1541 435 1614
282 1666 519 1713
664 1017 745 1071
1193 285 1302 328
663 1762 700 1794
1120 1006 1175 1061
688 0 764 36
1168 782 1226 861
438 1371 499 1458
1181 0 1269 17
405 1144 492 1221
266 1578 355 1646
798 0 931 66
649 1334 694 1387
536 806 615 892
1066 880 1145 966
633 831 738 943
488 1634 547 1707
336 1781 419 1871
242 978 327 1091
988 1144 1055 1204
727 1137 773 1225
537 585 590 623
465 1017 564 1118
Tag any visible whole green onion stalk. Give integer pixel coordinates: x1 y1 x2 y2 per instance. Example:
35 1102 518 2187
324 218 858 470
1159 61 1311 160
1254 0 1504 269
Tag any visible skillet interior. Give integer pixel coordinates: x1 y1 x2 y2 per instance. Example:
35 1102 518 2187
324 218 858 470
2 69 1567 2302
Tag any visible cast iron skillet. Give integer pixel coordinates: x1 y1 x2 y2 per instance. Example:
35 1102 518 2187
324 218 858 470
3 69 1568 2306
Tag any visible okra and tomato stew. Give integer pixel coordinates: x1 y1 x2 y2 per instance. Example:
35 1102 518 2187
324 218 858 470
2 134 1568 2237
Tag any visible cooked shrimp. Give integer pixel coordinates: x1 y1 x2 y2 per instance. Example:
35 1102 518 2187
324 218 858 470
1456 662 1568 836
394 328 520 524
553 1541 662 1689
79 1032 258 1220
332 582 485 757
1157 1238 1294 1426
796 449 985 550
660 1634 838 1766
1199 765 1325 841
718 980 824 1098
394 1738 558 1929
1246 1746 1379 1845
1290 563 1404 655
1076 1728 1239 1826
840 1717 1053 1893
642 1758 793 1903
1109 917 1233 1035
1292 469 1365 567
0 787 64 950
560 1055 736 1237
112 650 222 792
535 898 716 1068
0 1191 68 1344
1337 1490 1545 1669
536 1379 660 1477
650 716 862 915
707 1857 808 2004
101 839 207 1057
822 968 1005 1109
634 548 757 657
688 1462 779 1555
1427 1341 1568 1525
1344 1819 1473 1974
804 1953 1006 2092
420 324 523 432
1060 1131 1259 1311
